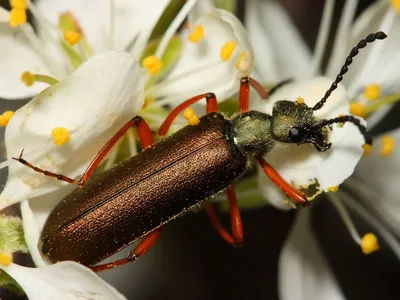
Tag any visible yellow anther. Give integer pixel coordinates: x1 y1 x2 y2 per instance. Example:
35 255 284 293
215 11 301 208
51 127 70 146
188 115 200 126
391 0 400 14
183 107 195 120
379 135 395 157
220 41 236 61
294 97 305 105
363 84 380 101
0 251 13 266
361 233 380 255
20 71 35 87
9 8 26 27
64 30 81 46
0 111 14 127
362 144 372 156
142 55 163 75
188 25 204 43
349 102 367 118
10 0 26 9
327 186 339 192
235 52 246 69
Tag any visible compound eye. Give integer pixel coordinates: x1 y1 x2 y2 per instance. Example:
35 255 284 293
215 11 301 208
288 127 305 143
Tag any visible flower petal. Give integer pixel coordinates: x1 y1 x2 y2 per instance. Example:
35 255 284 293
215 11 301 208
353 128 400 235
147 9 254 105
1 262 126 299
245 0 312 82
0 51 144 210
279 208 345 300
0 15 52 99
255 77 364 208
36 0 169 52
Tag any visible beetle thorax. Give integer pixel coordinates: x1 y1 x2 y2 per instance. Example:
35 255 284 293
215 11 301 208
230 110 275 157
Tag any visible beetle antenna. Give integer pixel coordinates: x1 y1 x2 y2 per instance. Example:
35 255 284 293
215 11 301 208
312 31 387 111
314 115 372 145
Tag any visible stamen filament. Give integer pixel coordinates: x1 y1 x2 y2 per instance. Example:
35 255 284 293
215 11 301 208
365 93 400 114
21 72 58 86
327 192 362 245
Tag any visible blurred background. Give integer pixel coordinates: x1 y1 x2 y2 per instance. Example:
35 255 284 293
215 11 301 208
1 0 400 299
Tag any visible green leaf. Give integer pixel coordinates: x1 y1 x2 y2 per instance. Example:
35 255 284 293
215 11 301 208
150 0 186 39
0 215 28 253
213 0 237 13
0 270 25 296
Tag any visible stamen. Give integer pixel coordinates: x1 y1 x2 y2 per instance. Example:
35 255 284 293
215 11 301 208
220 41 236 61
235 52 247 70
363 84 380 101
362 144 372 156
142 55 163 76
327 186 339 192
183 108 200 126
51 127 70 146
0 251 13 266
9 8 27 27
188 25 204 43
0 111 14 127
63 30 81 46
21 71 58 87
391 0 400 16
379 135 395 157
349 102 367 118
10 0 27 9
361 233 380 254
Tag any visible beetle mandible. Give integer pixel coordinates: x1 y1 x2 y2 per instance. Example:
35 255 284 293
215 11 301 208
13 32 386 272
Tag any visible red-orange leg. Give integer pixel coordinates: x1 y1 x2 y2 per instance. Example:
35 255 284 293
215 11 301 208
12 116 154 187
157 93 218 137
257 157 309 207
90 228 162 272
205 185 243 246
239 77 269 112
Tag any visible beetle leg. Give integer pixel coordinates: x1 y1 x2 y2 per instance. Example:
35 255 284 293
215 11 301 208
257 157 309 207
13 116 154 187
158 93 218 137
204 186 243 247
90 228 162 272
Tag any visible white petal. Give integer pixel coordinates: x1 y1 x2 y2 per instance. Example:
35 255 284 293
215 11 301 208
0 51 144 210
353 128 400 235
279 209 345 300
245 0 312 82
148 9 254 105
0 24 52 99
1 262 126 300
255 77 364 208
36 0 169 52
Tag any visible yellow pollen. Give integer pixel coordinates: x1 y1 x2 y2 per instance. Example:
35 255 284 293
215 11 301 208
0 111 14 127
327 186 339 192
0 251 13 266
362 144 372 156
294 97 305 105
9 8 27 27
142 55 162 76
363 84 380 101
188 25 204 43
183 108 200 126
349 102 367 118
235 52 246 69
20 71 35 87
10 0 26 9
64 30 81 46
51 127 70 146
391 0 400 14
379 135 395 157
361 233 380 255
220 41 236 61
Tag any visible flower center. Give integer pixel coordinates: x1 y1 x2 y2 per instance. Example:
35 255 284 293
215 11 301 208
51 127 70 146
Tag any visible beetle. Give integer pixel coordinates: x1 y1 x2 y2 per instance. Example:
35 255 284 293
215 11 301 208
13 32 386 272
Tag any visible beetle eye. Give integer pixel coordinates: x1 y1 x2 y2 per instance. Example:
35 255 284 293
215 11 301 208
288 127 305 143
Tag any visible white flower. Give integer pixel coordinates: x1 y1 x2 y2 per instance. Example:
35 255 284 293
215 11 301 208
247 0 400 299
1 261 127 300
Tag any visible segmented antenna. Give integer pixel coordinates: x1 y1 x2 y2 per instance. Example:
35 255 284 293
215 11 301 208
315 115 372 145
312 31 387 111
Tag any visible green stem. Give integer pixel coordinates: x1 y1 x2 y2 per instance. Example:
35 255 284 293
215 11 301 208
365 93 400 114
34 74 59 86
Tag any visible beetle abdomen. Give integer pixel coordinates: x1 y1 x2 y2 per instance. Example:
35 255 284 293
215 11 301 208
41 112 248 266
